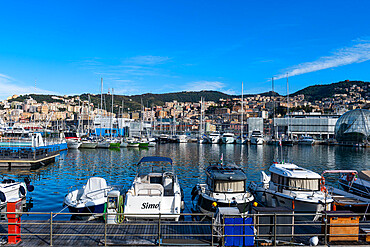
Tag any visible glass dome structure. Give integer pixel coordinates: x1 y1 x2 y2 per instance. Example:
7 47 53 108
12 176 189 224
335 109 370 144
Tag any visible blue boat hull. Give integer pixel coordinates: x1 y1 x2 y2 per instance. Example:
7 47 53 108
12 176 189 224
67 203 105 214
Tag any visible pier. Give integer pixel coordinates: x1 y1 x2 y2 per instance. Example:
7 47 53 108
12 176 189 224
1 212 370 246
0 145 61 169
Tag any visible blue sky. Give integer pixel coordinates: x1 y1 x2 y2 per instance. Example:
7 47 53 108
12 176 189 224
0 0 369 99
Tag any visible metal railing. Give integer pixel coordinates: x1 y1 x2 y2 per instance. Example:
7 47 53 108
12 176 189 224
1 211 370 246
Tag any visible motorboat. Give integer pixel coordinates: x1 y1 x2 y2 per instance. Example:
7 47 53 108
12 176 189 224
191 163 254 215
0 178 34 215
221 133 235 144
158 134 169 143
322 170 370 213
249 162 333 221
123 156 183 221
250 130 264 145
208 132 221 144
339 170 370 198
63 177 114 214
66 138 81 149
175 134 188 143
298 136 315 145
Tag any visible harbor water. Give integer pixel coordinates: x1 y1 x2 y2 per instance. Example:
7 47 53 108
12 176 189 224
1 143 369 220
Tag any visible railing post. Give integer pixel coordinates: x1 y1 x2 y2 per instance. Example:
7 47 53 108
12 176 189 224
104 212 107 246
211 215 214 247
50 212 53 246
274 213 277 246
324 212 328 245
158 213 161 246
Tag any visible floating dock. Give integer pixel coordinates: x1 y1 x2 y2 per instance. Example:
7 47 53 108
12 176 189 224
0 145 61 169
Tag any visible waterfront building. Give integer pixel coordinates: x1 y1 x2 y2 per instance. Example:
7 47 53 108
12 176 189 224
335 109 370 146
274 113 340 139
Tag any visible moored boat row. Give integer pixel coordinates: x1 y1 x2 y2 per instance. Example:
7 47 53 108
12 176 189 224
61 155 370 223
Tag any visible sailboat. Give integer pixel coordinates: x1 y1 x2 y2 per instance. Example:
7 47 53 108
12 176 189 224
96 78 110 148
267 77 280 146
236 82 245 144
282 74 294 146
108 88 121 148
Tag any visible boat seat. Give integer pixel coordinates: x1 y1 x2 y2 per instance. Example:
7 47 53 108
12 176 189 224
162 175 174 196
135 183 163 196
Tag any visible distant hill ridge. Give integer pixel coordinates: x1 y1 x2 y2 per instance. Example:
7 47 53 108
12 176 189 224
9 80 369 110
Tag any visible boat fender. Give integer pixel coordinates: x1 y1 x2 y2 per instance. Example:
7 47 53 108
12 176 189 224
27 184 35 192
320 177 325 186
0 192 6 202
24 177 31 185
19 186 26 196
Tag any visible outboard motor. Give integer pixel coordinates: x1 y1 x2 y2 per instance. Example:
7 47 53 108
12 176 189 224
107 190 120 224
24 178 34 192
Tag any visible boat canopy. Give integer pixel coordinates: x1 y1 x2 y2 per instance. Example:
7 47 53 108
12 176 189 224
269 163 321 179
138 156 173 165
137 156 174 176
206 164 247 181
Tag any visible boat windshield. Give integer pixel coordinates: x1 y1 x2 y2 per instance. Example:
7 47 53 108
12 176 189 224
214 180 245 193
271 173 320 191
287 178 319 191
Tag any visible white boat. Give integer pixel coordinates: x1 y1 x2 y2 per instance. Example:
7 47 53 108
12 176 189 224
208 132 221 144
66 139 81 149
63 177 114 215
65 132 81 149
0 178 33 214
80 139 98 149
250 130 264 145
96 139 110 148
191 163 254 215
175 134 188 143
148 142 156 147
126 137 140 147
298 135 316 145
221 133 235 144
249 162 333 221
123 156 183 221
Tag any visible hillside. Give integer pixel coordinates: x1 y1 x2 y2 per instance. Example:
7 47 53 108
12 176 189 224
291 80 369 101
8 80 369 111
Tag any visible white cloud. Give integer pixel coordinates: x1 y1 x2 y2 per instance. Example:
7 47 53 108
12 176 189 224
127 55 170 65
275 40 370 80
0 73 56 100
183 81 226 91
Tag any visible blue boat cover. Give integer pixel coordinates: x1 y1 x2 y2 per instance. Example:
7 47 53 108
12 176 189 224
138 156 173 164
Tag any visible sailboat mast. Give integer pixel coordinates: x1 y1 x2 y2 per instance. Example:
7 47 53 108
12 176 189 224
286 73 290 139
100 78 103 138
241 81 244 141
272 77 276 139
111 88 114 138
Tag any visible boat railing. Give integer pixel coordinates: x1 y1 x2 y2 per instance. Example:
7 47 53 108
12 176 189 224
2 211 370 246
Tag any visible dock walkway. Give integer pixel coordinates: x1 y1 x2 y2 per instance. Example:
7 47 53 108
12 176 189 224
0 220 213 246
